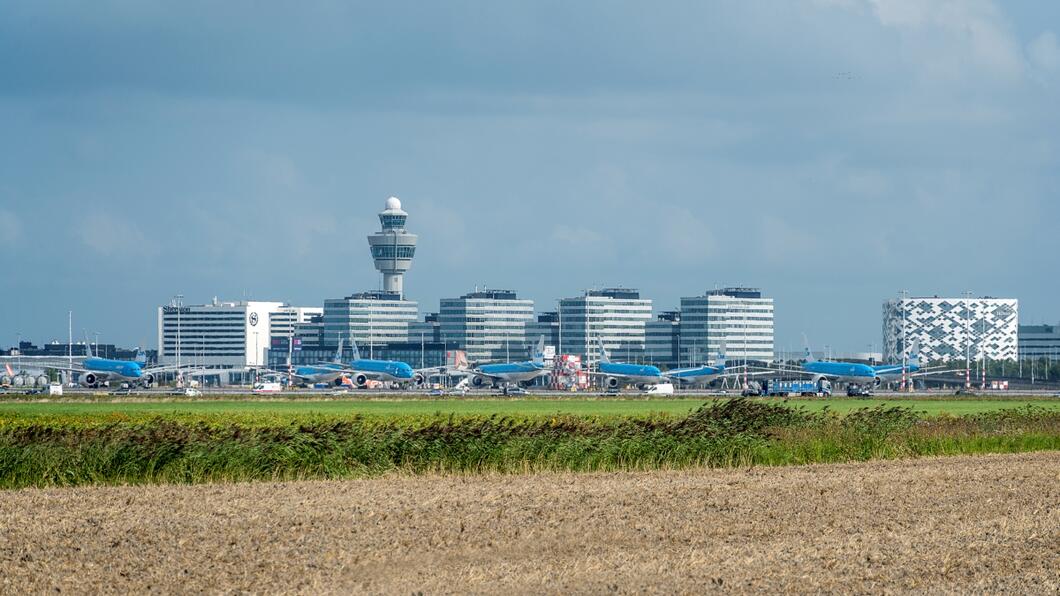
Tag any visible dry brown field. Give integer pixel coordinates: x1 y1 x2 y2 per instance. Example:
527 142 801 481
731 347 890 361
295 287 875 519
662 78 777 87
2 452 1058 594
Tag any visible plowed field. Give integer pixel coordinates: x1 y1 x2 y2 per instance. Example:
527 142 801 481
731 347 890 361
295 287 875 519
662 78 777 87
2 452 1058 593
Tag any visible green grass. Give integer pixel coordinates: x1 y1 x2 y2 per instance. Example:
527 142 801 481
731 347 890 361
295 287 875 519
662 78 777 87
1 397 1056 419
1 399 1058 489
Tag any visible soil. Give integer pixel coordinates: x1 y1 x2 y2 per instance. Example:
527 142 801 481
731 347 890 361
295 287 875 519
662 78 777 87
2 452 1058 594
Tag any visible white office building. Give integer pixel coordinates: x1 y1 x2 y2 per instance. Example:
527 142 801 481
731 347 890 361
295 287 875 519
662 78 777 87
157 298 290 369
559 288 653 366
322 291 419 355
679 288 775 364
269 306 323 340
439 290 535 363
883 296 1019 363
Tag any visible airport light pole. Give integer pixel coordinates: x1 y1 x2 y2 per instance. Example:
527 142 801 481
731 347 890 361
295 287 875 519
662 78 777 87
964 291 972 389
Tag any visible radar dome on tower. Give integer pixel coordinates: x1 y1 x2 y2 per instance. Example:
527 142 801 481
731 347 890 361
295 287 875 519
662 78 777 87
384 196 403 212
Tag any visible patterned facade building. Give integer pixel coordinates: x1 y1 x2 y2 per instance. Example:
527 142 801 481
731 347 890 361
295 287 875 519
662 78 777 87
883 297 1018 363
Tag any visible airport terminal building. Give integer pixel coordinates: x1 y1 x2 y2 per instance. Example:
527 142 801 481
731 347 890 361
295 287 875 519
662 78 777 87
679 288 775 364
559 288 653 366
1018 323 1060 360
156 299 305 371
883 296 1019 363
439 289 535 363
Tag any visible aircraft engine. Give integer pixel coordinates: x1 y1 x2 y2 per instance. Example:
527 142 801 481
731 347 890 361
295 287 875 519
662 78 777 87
82 372 99 387
470 375 490 388
332 377 346 387
874 376 882 388
605 376 621 390
36 375 50 387
412 372 426 386
141 373 155 388
0 375 10 386
353 373 369 388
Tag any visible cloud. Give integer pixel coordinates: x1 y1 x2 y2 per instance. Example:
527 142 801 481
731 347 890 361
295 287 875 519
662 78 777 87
1028 31 1060 73
78 213 153 257
856 0 1027 80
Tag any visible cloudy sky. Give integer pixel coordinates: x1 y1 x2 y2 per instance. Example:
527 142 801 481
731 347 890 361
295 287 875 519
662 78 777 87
1 0 1058 352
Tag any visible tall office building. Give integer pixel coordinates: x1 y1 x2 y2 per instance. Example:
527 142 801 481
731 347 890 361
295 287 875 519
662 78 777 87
439 289 535 363
1019 323 1060 360
367 197 417 298
157 298 290 368
645 311 681 368
559 288 653 366
679 288 774 364
883 296 1018 363
322 291 419 354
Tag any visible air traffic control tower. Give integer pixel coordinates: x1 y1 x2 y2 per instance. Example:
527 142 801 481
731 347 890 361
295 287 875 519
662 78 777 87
367 197 417 298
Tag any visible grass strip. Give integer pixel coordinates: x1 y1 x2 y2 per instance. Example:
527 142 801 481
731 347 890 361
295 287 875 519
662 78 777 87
1 400 1058 488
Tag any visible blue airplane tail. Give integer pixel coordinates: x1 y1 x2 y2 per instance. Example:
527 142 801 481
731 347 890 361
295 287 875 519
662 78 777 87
715 340 726 368
908 340 920 367
135 348 147 364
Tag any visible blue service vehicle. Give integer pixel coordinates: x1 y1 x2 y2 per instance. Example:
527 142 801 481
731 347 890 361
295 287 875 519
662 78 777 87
767 379 831 397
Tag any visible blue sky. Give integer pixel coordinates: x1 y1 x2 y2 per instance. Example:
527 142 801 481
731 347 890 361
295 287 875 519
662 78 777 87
1 1 1058 352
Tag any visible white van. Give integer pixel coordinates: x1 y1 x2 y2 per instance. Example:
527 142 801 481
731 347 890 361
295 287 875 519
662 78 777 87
642 383 675 395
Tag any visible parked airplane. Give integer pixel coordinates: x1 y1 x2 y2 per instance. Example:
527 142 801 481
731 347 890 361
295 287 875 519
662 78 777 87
798 346 878 388
871 341 925 382
272 339 442 388
665 342 735 386
50 343 177 388
464 336 550 389
273 340 352 387
594 337 666 390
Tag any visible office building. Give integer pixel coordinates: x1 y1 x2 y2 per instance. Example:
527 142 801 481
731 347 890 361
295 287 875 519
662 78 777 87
408 312 441 344
1018 323 1060 360
559 288 653 366
368 197 417 298
526 312 560 354
645 311 681 368
439 289 535 363
679 288 774 364
269 306 323 341
883 296 1019 363
322 291 419 355
157 298 289 368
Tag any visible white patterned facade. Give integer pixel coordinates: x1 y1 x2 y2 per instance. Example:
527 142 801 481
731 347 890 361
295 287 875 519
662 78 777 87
883 297 1018 363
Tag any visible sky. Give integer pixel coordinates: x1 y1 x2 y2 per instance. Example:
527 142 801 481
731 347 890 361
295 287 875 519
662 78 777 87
1 0 1058 353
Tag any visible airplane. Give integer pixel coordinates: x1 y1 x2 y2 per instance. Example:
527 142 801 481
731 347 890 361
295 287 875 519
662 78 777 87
664 341 743 386
269 340 353 387
462 336 550 389
872 340 923 382
49 341 180 388
269 339 440 388
594 337 666 390
798 345 878 389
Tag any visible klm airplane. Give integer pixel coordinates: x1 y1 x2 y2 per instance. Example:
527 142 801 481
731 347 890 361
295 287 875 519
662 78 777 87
276 340 352 387
665 349 728 386
343 340 418 386
871 341 929 383
465 336 550 388
51 343 176 388
276 339 422 387
594 337 666 390
800 346 878 386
